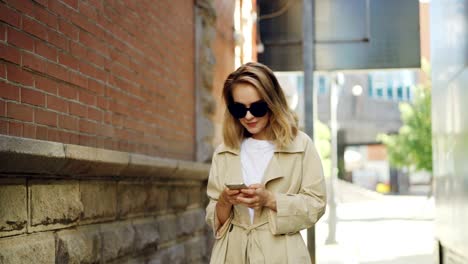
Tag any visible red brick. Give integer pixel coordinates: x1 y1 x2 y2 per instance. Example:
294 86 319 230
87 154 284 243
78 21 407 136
86 50 106 68
69 101 86 117
35 75 57 94
58 114 77 130
69 70 87 88
36 125 47 140
0 81 20 100
0 119 7 134
96 96 108 110
48 29 68 51
6 102 33 122
78 90 95 105
69 131 78 144
0 24 6 42
22 16 48 40
46 94 68 113
34 7 57 29
6 64 34 86
22 52 47 73
79 134 96 146
8 0 35 16
87 79 105 95
79 2 98 21
35 0 48 8
46 62 68 81
51 129 71 143
57 83 77 99
62 0 78 10
35 108 57 126
23 122 36 138
70 41 87 59
7 27 34 51
8 121 22 136
35 41 57 61
58 52 79 70
0 4 21 28
87 107 102 121
58 19 78 40
0 43 21 64
0 100 5 116
21 87 45 107
79 118 96 134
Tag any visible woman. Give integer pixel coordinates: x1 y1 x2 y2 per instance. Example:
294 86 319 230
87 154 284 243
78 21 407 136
206 62 326 264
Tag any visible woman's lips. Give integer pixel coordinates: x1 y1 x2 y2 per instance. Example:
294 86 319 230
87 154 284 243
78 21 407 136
247 122 257 128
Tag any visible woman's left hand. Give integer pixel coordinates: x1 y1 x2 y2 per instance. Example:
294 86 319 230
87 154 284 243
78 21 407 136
237 184 277 211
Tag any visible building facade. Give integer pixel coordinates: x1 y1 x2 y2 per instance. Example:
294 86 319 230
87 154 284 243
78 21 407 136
0 0 244 262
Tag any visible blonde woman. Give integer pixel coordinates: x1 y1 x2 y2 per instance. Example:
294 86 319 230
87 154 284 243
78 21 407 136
206 62 326 263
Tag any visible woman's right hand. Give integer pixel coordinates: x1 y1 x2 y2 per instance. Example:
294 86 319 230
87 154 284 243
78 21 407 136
218 188 242 206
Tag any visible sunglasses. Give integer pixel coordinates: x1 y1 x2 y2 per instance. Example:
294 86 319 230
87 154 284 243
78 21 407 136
228 101 269 119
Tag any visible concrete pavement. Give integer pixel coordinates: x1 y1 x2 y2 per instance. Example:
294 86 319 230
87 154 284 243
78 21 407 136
311 180 435 264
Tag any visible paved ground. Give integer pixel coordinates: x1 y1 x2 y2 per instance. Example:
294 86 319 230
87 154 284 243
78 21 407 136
307 180 435 264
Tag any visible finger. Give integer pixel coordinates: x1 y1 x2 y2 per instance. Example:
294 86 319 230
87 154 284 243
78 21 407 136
240 189 256 196
248 183 263 189
237 196 258 205
226 189 240 195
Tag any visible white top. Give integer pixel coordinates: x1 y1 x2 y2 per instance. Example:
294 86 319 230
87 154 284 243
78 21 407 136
240 137 275 223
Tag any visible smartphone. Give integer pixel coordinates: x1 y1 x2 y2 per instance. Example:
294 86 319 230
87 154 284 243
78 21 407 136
225 183 248 190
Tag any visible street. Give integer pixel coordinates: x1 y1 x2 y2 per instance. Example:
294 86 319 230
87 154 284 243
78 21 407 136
313 180 435 264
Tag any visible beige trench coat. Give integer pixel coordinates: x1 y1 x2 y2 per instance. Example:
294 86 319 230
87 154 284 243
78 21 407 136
206 131 327 264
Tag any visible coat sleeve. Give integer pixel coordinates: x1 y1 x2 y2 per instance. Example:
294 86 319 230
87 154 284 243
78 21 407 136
268 137 327 235
205 152 233 239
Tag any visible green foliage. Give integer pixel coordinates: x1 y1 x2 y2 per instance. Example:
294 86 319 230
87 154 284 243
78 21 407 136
314 120 331 177
377 84 432 172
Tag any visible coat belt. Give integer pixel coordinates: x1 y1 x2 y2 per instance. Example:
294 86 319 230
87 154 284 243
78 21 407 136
231 220 269 264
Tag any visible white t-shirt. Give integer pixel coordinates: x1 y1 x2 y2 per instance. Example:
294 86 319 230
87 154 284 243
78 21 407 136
240 137 275 223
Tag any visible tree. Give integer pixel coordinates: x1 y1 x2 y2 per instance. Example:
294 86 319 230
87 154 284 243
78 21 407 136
377 82 432 173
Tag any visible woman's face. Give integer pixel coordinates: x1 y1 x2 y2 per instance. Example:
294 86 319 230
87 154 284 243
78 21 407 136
231 83 270 140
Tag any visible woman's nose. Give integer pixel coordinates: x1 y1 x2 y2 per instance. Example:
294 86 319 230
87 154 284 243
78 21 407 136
244 110 254 120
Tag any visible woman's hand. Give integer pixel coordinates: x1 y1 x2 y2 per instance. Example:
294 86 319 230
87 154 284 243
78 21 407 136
238 184 277 211
218 188 242 206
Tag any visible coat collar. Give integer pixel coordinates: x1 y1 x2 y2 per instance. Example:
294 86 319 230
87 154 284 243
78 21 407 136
217 133 306 155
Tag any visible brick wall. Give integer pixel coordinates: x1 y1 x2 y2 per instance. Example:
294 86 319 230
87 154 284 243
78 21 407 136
0 0 195 160
211 0 235 147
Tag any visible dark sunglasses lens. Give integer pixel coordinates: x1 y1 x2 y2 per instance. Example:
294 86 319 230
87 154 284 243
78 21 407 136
228 103 247 118
250 102 268 117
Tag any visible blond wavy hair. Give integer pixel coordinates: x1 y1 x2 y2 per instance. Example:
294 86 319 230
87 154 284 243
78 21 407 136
222 62 298 149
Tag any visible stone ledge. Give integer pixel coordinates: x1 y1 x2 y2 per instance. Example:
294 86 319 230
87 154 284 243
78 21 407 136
0 135 210 180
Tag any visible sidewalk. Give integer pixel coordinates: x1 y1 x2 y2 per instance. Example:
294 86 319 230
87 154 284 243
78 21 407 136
314 180 435 264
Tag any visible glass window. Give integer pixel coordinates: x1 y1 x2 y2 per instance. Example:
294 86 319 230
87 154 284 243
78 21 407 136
319 76 326 94
406 86 411 101
397 86 403 100
376 88 384 98
387 86 393 99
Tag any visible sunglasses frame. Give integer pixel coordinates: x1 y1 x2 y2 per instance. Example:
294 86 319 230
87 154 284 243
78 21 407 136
228 101 269 119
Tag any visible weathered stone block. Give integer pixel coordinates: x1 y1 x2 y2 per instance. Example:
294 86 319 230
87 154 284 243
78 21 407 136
177 209 205 237
0 135 66 175
56 225 102 264
0 232 55 263
117 182 148 218
80 180 117 223
156 215 177 243
62 144 129 177
169 186 189 210
187 184 203 209
101 221 136 262
146 185 168 214
132 218 160 251
184 236 206 263
29 180 83 232
0 178 27 237
148 244 185 264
